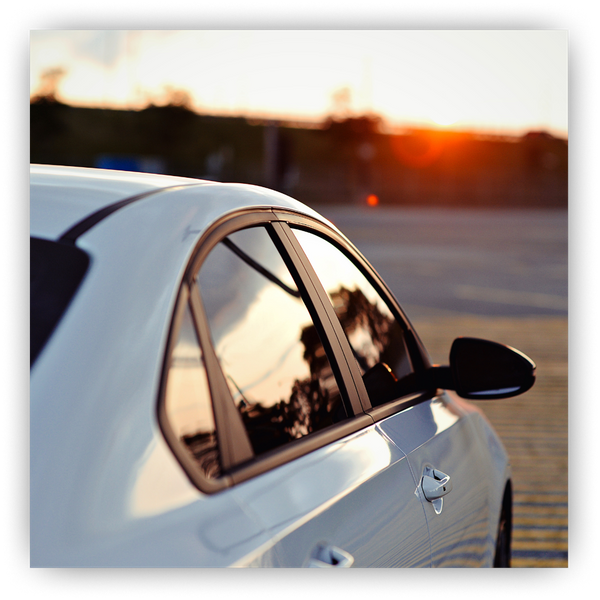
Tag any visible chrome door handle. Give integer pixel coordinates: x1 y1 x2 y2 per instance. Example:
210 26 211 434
422 469 452 501
421 467 452 514
307 544 354 568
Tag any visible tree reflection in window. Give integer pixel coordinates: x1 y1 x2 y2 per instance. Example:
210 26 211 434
330 286 406 375
292 229 414 406
198 227 346 458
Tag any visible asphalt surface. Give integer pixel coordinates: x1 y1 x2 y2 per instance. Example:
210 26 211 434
320 206 568 568
320 206 567 319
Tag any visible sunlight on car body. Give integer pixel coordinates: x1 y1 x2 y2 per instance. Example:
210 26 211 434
129 436 200 518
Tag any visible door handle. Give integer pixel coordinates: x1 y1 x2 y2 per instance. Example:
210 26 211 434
422 469 452 501
421 468 452 514
307 544 354 568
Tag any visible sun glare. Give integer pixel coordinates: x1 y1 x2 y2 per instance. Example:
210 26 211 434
431 112 458 128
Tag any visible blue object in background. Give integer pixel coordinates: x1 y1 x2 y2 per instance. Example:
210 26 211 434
95 155 165 174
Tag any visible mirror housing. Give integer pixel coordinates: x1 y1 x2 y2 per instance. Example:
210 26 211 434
447 337 536 399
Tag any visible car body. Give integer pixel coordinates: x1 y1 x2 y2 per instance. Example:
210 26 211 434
30 164 535 567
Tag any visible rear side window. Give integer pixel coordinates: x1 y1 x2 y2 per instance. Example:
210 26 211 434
197 226 347 457
164 303 220 479
30 237 89 366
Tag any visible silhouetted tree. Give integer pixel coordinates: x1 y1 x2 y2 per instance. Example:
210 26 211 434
30 67 67 105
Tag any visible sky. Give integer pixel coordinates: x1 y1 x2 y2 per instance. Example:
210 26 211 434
30 29 568 137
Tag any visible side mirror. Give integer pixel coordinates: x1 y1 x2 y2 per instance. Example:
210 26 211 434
448 337 536 399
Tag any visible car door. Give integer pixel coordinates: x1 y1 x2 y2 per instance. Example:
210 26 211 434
289 219 494 567
376 394 494 567
160 213 432 567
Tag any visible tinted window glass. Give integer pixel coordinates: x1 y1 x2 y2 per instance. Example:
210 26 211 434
165 303 220 479
30 237 90 366
198 226 346 457
292 228 414 406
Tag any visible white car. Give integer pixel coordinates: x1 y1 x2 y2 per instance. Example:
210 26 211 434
30 164 535 567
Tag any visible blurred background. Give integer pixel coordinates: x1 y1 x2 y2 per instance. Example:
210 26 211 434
30 29 568 567
30 30 567 208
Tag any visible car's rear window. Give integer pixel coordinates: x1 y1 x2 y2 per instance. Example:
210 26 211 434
30 237 90 366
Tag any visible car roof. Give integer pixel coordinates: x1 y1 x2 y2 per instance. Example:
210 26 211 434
30 164 332 243
30 164 205 240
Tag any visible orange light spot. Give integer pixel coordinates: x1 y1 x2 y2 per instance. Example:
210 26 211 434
367 194 379 207
390 131 444 169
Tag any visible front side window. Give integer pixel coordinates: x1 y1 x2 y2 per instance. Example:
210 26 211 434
197 226 346 458
292 228 414 406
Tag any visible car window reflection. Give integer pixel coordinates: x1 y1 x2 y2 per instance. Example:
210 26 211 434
198 226 346 458
292 229 414 406
165 303 221 479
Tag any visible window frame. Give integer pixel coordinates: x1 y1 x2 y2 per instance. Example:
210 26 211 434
276 211 435 422
157 208 434 494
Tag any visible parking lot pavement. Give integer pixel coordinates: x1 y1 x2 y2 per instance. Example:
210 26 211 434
411 314 568 568
321 206 567 319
